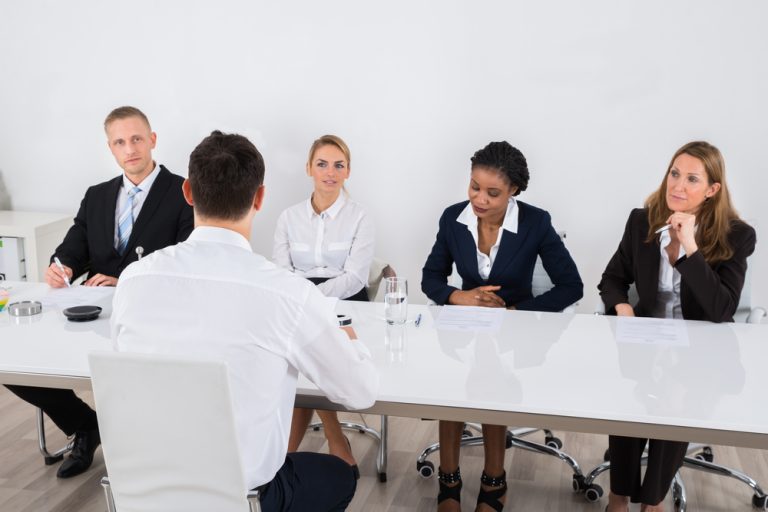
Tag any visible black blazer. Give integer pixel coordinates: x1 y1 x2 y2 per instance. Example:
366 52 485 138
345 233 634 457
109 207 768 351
53 165 194 280
421 200 583 311
598 208 756 322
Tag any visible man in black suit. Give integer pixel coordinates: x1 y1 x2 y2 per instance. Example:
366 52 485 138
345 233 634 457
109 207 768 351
5 106 193 478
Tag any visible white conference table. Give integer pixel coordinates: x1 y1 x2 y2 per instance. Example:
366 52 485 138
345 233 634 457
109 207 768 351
1 280 767 450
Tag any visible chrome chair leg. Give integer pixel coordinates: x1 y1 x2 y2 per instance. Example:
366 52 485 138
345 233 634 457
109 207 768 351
247 489 262 512
100 477 116 512
416 426 585 493
308 414 388 482
672 472 687 512
682 455 768 509
36 408 73 465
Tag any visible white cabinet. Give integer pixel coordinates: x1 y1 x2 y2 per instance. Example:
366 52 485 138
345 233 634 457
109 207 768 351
0 211 73 282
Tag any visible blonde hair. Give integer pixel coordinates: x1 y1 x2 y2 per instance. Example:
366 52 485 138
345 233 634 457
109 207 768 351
306 135 351 170
104 106 151 132
645 141 741 263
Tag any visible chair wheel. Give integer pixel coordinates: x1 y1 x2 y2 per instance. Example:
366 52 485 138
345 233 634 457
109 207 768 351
505 431 514 449
674 497 682 512
603 448 610 462
753 494 768 509
571 474 586 492
378 472 387 483
545 436 563 450
44 454 64 465
417 460 434 479
694 447 714 463
584 484 604 503
358 428 365 434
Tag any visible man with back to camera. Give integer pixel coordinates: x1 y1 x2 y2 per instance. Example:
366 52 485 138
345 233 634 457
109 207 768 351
111 130 379 511
4 106 193 478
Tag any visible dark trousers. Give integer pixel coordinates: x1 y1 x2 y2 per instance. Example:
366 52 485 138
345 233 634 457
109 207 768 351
4 385 98 436
609 435 688 505
307 278 369 302
258 452 356 512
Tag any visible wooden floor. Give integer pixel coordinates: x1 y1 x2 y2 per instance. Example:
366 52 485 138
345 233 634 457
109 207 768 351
1 387 766 511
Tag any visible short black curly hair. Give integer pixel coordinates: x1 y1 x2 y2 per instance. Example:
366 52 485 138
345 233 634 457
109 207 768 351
470 141 529 196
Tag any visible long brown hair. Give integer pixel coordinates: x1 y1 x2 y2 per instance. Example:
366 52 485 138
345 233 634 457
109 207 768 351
645 141 740 263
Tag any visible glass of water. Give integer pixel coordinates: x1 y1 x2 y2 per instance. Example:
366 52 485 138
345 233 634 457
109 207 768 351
384 277 408 324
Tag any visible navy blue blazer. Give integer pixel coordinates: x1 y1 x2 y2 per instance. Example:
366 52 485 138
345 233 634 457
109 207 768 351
421 200 583 311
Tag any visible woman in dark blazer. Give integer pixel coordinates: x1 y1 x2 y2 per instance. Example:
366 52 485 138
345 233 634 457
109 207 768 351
422 141 583 512
599 141 756 512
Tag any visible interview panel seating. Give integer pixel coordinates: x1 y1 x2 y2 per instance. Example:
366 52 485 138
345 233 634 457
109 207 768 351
89 351 261 512
416 232 589 493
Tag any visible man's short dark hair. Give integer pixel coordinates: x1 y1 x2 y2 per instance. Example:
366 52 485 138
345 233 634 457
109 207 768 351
188 130 265 220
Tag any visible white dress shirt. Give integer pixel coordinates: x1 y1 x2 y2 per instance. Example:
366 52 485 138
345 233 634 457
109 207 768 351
111 226 379 489
273 194 375 299
112 162 161 248
652 229 686 319
456 199 519 280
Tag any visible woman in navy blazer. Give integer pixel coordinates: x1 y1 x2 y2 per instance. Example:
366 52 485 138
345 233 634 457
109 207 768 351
599 141 756 512
422 141 583 512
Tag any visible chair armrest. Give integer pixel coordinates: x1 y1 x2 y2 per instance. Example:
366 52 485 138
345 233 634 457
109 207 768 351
247 489 262 512
747 307 767 324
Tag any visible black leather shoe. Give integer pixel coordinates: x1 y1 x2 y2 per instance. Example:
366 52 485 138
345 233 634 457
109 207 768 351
57 429 100 478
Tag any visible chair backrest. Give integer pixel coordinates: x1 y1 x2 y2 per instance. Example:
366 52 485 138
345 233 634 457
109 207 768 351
595 256 765 324
367 257 396 301
89 351 252 512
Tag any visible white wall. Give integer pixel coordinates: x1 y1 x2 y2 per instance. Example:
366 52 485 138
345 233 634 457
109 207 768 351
1 1 766 311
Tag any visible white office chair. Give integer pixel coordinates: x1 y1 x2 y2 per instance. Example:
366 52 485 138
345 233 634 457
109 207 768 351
583 265 768 511
416 232 589 493
306 258 395 482
88 351 261 512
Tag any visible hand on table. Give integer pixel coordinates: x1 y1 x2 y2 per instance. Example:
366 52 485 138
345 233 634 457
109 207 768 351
449 285 506 308
83 274 118 287
615 303 635 317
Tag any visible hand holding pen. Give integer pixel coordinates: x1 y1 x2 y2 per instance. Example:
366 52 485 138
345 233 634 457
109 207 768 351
656 212 698 255
46 257 73 288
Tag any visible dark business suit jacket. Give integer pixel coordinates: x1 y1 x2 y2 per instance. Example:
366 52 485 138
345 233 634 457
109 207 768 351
421 200 583 311
598 208 756 322
53 165 194 281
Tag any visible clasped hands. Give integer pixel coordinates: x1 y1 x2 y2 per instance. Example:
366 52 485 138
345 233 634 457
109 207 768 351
449 285 514 309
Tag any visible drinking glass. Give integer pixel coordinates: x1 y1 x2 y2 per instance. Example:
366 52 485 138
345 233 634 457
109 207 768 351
384 277 408 324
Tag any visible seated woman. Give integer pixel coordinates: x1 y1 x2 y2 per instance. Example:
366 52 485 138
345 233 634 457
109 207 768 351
598 141 756 512
273 134 374 477
421 141 583 512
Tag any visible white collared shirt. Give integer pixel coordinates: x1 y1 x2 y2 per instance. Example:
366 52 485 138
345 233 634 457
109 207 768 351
273 194 375 299
456 199 519 280
111 226 379 489
113 162 161 248
653 229 685 319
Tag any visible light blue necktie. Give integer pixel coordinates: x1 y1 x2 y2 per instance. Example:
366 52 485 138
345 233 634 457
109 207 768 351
116 186 140 255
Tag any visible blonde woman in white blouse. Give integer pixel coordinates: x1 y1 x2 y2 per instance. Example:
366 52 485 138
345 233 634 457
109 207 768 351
274 135 374 477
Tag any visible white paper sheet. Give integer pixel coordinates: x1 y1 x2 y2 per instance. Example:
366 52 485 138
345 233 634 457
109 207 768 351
40 286 115 310
435 306 504 332
615 316 690 346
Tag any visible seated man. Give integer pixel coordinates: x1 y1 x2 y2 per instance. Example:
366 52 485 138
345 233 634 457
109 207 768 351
111 130 379 511
5 106 193 478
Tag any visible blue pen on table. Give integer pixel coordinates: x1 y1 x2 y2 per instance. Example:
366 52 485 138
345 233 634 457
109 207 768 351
53 257 71 288
415 313 422 327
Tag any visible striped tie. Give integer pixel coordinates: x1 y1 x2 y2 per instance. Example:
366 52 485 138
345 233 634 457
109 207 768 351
116 186 140 255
